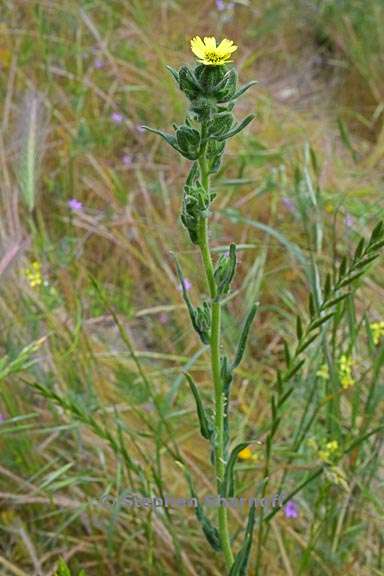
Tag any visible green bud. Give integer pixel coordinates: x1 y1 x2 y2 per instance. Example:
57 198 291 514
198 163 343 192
194 301 211 344
207 112 234 138
181 181 210 244
215 68 238 102
176 125 201 160
190 96 214 121
195 64 227 93
206 139 225 174
214 243 237 297
178 65 201 100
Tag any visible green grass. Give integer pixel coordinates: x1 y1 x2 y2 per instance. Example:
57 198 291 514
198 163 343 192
0 1 384 574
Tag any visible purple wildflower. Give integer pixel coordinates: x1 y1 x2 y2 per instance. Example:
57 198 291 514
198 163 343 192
122 154 133 167
111 112 124 124
68 198 83 212
94 58 104 69
345 213 354 228
136 125 146 134
178 278 192 292
284 500 299 518
0 413 4 422
282 196 295 213
159 312 168 325
216 0 234 11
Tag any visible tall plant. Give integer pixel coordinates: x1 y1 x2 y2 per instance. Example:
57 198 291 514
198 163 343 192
143 36 384 574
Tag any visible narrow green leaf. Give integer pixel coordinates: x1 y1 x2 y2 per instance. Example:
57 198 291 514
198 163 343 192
368 221 383 245
229 80 258 101
353 238 365 261
277 387 294 408
354 254 380 269
229 504 256 576
308 293 315 318
165 65 179 83
324 273 331 300
322 292 349 310
183 466 222 551
283 359 305 381
338 256 348 280
216 114 255 141
338 270 365 288
295 333 318 355
283 339 291 367
222 442 249 497
142 126 182 155
368 238 384 252
296 316 303 341
185 373 213 441
309 311 334 331
232 303 258 369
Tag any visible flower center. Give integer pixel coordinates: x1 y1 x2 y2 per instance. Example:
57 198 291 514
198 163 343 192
205 51 223 63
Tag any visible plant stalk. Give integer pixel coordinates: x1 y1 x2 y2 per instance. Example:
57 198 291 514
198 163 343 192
198 153 234 570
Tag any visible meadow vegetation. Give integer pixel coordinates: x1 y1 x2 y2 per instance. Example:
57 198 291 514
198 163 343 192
0 1 384 574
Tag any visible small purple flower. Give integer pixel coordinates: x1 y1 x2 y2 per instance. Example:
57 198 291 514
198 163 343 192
159 312 168 325
111 112 124 124
136 125 146 134
94 58 104 69
282 196 295 213
216 0 234 10
68 198 83 212
345 213 354 228
122 154 133 167
178 278 192 292
284 500 299 518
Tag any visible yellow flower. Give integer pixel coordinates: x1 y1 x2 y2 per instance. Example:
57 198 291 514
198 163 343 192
316 364 329 380
339 354 355 389
24 261 43 288
190 36 237 66
318 440 339 463
238 447 259 462
370 321 384 345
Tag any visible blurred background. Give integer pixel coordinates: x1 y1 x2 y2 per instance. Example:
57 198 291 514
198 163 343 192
0 1 383 574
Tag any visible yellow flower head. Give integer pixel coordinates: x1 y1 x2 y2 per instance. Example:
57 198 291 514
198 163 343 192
238 447 259 462
370 321 384 345
190 36 238 66
339 354 355 390
316 364 329 380
24 261 43 288
318 440 339 463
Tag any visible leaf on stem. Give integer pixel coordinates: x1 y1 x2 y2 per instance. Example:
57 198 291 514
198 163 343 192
232 303 258 369
185 373 213 441
229 503 256 576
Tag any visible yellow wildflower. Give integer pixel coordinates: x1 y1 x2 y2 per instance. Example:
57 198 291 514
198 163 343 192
316 364 329 380
318 440 339 463
339 354 355 389
238 447 259 462
190 36 237 66
24 261 43 288
370 321 384 345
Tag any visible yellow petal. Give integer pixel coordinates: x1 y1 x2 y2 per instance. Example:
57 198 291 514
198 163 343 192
217 38 238 55
190 36 206 59
203 36 217 50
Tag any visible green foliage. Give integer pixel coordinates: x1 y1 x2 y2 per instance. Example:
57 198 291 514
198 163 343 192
54 558 86 576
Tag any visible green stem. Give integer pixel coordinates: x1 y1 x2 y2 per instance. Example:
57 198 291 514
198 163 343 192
198 153 234 571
